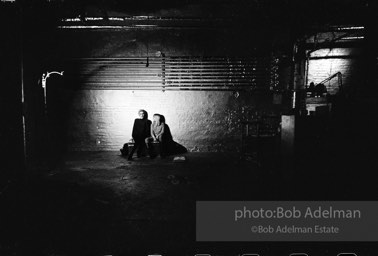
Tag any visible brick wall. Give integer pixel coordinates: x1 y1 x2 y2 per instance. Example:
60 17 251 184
48 87 281 152
65 90 241 151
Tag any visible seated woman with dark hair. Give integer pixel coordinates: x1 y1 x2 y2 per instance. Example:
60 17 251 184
127 109 151 160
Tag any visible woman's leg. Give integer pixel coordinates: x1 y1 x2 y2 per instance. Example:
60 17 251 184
128 139 141 160
145 137 155 157
128 143 136 160
136 140 143 157
145 137 153 148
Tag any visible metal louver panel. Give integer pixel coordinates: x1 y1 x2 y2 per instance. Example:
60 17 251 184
63 56 279 90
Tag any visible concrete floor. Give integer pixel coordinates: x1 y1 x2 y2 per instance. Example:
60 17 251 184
1 150 378 255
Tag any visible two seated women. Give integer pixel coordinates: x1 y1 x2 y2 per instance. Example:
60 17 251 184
126 109 172 160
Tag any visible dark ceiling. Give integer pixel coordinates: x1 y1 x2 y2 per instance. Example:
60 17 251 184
1 0 374 32
17 0 370 20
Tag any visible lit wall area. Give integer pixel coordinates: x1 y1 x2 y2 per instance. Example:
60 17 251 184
62 90 273 152
305 47 364 114
307 47 363 91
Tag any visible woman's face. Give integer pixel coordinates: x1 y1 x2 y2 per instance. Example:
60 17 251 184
138 111 145 119
153 115 160 122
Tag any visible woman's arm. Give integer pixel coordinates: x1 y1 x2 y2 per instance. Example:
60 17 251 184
155 123 165 138
151 123 156 140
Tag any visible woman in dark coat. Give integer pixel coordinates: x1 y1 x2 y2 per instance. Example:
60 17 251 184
128 109 151 160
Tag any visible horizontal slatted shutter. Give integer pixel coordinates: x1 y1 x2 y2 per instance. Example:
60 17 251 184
63 56 279 90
